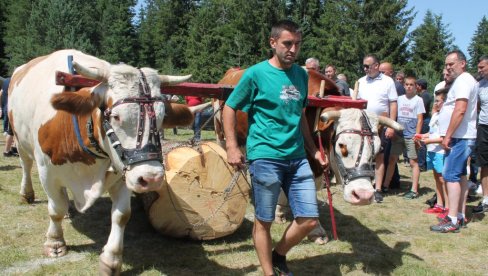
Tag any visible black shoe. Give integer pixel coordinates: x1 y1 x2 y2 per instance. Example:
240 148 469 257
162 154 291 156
374 190 383 203
473 202 488 214
425 193 437 208
3 151 13 157
272 250 292 276
381 186 389 193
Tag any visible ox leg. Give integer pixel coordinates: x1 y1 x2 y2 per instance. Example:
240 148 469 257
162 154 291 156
275 190 291 224
18 150 35 203
44 184 69 257
99 182 131 276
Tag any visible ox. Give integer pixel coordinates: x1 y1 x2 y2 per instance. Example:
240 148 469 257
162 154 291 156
8 49 198 275
214 68 402 243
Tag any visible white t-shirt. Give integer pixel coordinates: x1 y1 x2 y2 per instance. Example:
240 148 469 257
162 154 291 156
438 72 478 138
357 73 398 116
434 81 446 92
477 79 488 125
427 112 444 154
397 95 425 138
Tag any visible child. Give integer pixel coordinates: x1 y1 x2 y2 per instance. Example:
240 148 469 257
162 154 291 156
383 76 425 199
421 89 449 214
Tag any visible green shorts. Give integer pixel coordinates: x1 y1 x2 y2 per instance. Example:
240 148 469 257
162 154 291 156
391 136 417 160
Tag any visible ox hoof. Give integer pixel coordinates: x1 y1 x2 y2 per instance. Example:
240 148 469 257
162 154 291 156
308 235 329 245
43 243 67 257
21 192 35 204
99 255 122 276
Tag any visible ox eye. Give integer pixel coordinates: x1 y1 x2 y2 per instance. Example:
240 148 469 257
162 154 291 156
112 115 120 121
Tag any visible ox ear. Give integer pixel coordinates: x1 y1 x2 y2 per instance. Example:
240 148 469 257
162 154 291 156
159 74 192 86
73 61 109 82
51 88 103 115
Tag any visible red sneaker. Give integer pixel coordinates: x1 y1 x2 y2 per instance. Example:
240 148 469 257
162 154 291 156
423 205 446 214
436 210 449 220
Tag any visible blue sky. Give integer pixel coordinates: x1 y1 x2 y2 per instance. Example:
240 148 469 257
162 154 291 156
407 0 488 58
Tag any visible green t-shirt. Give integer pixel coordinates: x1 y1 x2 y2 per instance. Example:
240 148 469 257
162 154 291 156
225 60 309 161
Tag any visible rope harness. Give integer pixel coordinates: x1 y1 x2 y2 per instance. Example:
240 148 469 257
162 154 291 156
333 110 377 185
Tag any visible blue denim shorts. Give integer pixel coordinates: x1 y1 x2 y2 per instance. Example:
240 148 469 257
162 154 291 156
427 151 445 174
248 158 319 222
442 138 475 182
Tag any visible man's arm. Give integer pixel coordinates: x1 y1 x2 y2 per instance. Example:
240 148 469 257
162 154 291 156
442 99 468 150
222 105 245 169
300 110 328 168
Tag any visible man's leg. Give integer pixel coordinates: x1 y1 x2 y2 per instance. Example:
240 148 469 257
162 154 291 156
474 167 488 213
383 154 399 189
253 219 274 276
274 218 317 255
446 181 461 224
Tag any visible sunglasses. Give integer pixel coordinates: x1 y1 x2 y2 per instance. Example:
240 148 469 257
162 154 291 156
363 63 376 69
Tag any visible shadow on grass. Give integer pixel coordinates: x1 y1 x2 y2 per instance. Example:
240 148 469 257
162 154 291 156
0 164 21 171
68 191 424 275
69 196 258 275
297 204 423 275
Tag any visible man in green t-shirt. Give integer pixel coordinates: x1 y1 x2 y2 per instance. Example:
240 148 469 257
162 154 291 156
223 19 327 276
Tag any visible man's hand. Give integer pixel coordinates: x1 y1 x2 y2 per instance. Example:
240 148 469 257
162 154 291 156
385 127 395 139
441 136 451 151
226 146 245 170
314 150 329 172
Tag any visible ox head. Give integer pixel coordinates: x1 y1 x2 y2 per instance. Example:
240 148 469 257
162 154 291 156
320 108 403 205
51 61 191 193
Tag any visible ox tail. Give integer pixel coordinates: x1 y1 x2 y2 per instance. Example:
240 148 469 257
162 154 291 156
162 102 194 128
51 88 102 115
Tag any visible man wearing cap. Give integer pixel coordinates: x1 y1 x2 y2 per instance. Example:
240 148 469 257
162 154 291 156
416 79 432 171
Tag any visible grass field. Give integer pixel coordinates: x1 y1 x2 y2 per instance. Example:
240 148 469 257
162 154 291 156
1 128 487 275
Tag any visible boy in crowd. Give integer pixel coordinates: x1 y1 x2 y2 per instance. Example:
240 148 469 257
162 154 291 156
383 76 425 199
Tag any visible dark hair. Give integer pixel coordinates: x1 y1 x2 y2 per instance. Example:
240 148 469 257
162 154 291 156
479 55 488 63
446 49 467 62
435 88 449 100
270 19 301 39
364 54 380 64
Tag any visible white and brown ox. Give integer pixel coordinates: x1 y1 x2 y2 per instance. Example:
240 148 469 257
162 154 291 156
214 68 402 243
8 49 201 275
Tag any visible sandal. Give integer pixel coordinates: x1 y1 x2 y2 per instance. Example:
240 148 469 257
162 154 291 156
403 191 418 199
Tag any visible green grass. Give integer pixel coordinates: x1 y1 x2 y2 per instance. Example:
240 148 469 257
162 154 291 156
1 128 488 275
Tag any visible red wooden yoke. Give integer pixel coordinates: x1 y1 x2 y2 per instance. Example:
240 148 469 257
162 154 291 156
55 71 367 109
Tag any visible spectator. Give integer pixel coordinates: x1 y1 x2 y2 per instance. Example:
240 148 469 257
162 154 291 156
379 62 403 189
395 71 405 85
223 19 327 276
185 96 203 141
383 76 425 199
415 79 432 172
324 64 350 96
355 54 398 203
431 50 478 233
422 88 449 213
1 77 17 157
305 57 320 71
337 73 354 96
473 55 488 214
379 62 406 96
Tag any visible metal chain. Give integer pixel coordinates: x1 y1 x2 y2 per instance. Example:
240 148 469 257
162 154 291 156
161 139 250 230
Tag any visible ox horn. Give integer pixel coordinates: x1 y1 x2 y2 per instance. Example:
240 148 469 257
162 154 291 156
320 110 341 122
159 74 192 86
378 116 404 131
73 61 109 82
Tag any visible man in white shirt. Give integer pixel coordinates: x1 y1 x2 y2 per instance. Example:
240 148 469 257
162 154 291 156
431 50 478 233
355 54 398 203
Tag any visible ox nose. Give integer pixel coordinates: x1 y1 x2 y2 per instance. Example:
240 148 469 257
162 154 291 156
137 174 164 188
352 189 374 205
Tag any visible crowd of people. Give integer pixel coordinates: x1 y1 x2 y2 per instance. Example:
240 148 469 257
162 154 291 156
306 51 488 235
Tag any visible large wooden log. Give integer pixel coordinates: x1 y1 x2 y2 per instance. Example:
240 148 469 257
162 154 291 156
140 142 250 240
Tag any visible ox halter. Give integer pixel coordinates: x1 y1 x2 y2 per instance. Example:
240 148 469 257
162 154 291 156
333 110 376 185
102 70 165 170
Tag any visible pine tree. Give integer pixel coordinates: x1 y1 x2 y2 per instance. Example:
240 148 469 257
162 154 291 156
408 10 454 81
468 16 488 71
